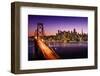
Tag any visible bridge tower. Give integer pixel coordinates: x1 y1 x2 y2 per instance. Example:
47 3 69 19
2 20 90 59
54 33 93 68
34 23 45 59
37 23 44 39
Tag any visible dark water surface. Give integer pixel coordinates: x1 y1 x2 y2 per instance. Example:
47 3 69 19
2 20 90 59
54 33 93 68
28 41 88 60
50 42 88 59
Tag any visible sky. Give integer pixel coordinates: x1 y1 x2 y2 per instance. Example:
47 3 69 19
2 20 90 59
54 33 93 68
28 15 88 36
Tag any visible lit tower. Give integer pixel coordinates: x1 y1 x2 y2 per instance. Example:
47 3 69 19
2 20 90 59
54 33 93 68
73 28 76 33
37 23 44 39
81 29 83 41
81 29 83 35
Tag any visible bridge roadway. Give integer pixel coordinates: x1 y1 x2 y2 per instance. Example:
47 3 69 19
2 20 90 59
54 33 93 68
34 37 60 60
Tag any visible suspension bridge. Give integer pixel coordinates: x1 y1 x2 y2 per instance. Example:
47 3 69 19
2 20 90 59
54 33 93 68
33 23 60 60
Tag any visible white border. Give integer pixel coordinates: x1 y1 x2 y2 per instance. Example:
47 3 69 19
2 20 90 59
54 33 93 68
20 6 95 70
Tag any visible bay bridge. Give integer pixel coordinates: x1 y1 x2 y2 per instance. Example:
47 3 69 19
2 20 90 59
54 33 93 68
33 23 60 60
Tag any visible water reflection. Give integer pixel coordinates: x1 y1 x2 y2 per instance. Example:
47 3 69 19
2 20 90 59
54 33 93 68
28 40 88 60
48 42 87 47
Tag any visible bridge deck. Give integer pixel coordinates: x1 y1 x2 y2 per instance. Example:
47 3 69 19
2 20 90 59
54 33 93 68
35 37 60 60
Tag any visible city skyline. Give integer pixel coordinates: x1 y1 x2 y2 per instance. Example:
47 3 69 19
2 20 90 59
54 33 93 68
28 15 88 36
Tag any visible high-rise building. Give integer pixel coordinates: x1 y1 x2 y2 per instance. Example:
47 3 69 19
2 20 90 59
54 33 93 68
73 28 76 33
